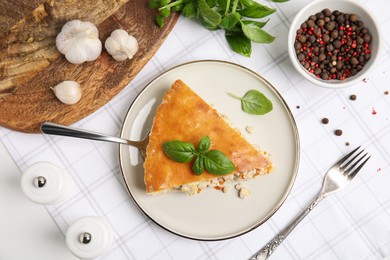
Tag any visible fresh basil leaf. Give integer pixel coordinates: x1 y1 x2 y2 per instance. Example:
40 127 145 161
149 0 160 9
160 0 171 6
192 156 205 175
241 22 275 43
239 0 254 7
172 3 185 11
239 3 275 18
242 18 269 29
197 135 211 153
204 150 236 175
162 140 195 163
220 13 240 30
197 14 220 30
228 90 273 115
197 0 222 27
156 15 165 27
206 0 217 8
160 7 171 18
217 0 229 13
182 2 197 17
225 30 251 57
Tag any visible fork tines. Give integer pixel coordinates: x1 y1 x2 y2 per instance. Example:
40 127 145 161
338 146 371 178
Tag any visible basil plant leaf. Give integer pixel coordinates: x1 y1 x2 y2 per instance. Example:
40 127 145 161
162 140 195 163
225 30 252 57
197 0 222 27
182 2 197 17
204 150 236 175
206 0 217 8
241 22 275 43
239 3 276 18
241 90 273 115
242 18 270 29
239 0 255 7
220 13 240 30
197 135 211 153
192 156 205 175
228 89 273 115
216 0 229 13
149 0 160 9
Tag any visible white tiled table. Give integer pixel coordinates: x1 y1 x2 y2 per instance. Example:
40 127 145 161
1 0 390 259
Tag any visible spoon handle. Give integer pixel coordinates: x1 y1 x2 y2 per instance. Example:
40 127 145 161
41 122 130 145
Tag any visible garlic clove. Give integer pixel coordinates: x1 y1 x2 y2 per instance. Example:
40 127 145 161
51 81 82 105
56 20 102 64
105 29 139 61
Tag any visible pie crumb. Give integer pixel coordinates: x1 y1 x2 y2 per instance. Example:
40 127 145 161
245 126 254 134
239 187 251 199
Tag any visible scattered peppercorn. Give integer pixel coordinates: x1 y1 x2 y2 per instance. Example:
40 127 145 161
349 94 357 100
385 91 389 95
321 118 329 124
294 9 372 81
335 129 343 136
345 142 350 146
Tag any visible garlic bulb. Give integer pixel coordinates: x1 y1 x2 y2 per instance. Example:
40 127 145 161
56 20 102 64
105 29 139 61
51 81 82 105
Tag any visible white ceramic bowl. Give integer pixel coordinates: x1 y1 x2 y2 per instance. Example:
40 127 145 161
288 0 381 88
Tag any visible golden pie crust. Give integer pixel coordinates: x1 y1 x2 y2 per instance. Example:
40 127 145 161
144 80 271 194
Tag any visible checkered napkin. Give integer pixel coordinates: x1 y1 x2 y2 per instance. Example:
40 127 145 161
1 0 390 259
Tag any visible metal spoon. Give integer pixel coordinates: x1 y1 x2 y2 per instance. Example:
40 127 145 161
40 122 149 159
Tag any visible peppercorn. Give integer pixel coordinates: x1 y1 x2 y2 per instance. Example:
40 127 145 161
336 61 343 70
294 41 302 50
323 34 330 43
321 118 329 124
364 33 371 43
331 29 338 39
333 40 342 49
321 72 329 80
317 19 325 27
336 15 345 23
297 53 305 61
323 8 332 17
298 35 306 43
307 19 315 27
350 57 359 65
334 129 343 136
325 21 335 31
349 94 357 100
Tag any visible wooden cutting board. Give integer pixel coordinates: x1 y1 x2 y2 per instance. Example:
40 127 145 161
0 0 179 133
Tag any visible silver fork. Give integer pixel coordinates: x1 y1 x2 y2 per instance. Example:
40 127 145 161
40 122 149 159
251 146 370 260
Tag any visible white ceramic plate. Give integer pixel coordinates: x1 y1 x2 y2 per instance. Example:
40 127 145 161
119 60 300 240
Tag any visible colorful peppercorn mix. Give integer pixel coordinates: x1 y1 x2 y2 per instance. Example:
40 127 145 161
294 9 372 81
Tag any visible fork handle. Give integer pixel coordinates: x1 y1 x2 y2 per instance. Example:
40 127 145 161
250 192 326 260
41 122 131 145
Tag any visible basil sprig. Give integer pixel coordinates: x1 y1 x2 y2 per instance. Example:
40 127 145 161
162 136 236 175
149 0 289 57
228 89 273 115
